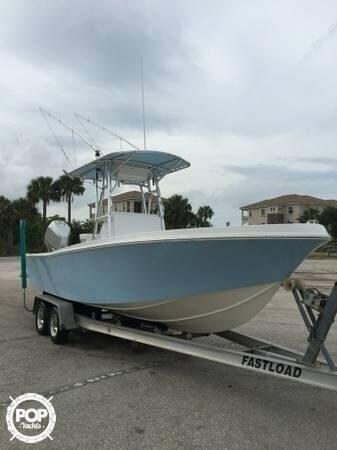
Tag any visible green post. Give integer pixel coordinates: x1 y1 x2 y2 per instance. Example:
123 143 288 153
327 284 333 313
20 220 27 289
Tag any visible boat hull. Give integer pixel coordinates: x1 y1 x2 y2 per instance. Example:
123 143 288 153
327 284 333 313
26 225 329 333
98 282 280 333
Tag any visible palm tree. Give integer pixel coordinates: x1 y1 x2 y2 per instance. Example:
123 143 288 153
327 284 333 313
12 197 40 220
194 205 214 227
27 176 60 225
164 194 195 229
53 175 85 224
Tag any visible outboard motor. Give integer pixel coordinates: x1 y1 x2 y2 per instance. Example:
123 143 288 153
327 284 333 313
44 220 70 252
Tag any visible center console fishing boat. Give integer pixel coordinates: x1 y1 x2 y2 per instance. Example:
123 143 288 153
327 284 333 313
20 113 337 391
27 150 330 333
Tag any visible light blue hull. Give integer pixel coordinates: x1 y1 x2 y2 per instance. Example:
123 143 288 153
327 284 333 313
27 236 325 305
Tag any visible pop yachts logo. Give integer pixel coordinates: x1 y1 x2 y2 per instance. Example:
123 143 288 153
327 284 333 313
6 393 56 443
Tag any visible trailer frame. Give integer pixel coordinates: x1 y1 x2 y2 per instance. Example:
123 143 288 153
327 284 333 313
32 279 337 392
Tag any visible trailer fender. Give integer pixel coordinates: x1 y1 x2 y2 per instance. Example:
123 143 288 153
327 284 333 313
33 295 78 331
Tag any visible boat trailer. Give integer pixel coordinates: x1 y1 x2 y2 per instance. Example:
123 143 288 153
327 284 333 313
30 278 337 392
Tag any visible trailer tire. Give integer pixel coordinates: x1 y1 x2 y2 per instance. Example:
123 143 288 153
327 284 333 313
35 302 49 335
49 307 68 345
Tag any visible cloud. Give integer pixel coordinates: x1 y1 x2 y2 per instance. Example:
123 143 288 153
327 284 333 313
2 0 337 226
200 161 337 226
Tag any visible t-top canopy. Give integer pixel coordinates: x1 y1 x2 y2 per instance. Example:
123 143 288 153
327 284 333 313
69 150 190 184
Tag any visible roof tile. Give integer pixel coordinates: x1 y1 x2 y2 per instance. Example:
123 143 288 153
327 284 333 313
241 194 337 209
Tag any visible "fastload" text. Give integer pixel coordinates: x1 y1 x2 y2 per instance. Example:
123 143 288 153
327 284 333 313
241 355 302 378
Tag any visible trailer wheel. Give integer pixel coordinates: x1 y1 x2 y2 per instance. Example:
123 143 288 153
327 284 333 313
49 307 68 345
35 302 49 335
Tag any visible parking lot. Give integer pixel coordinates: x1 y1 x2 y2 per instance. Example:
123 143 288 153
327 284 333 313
0 256 337 449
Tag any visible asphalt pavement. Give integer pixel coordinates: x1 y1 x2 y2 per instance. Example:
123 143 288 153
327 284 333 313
0 257 336 449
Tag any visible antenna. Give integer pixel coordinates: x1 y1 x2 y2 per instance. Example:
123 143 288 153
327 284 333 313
39 108 102 158
74 113 140 151
141 56 147 150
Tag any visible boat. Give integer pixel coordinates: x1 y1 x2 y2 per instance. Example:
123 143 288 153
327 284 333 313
26 150 330 333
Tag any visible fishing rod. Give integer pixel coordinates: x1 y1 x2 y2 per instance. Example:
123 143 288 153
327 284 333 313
74 113 140 151
39 108 102 158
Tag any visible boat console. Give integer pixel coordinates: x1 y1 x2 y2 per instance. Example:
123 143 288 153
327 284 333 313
100 212 162 238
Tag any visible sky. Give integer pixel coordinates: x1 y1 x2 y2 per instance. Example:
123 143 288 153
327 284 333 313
1 0 337 226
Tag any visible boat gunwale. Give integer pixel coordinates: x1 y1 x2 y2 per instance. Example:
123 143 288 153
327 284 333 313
27 233 329 258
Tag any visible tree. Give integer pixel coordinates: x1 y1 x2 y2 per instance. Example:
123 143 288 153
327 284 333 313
164 195 214 230
27 177 60 225
0 196 16 255
53 175 85 224
164 195 195 229
12 198 44 252
298 207 320 223
12 197 39 221
193 205 214 227
69 220 94 245
0 196 43 255
319 207 337 240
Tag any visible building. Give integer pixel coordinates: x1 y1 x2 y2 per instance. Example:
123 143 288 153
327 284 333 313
89 190 162 219
240 194 337 225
